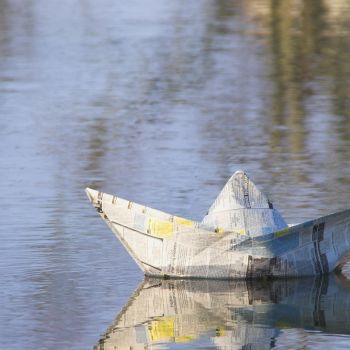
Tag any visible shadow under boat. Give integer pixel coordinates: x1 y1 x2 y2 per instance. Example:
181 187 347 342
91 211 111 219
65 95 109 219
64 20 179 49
94 273 350 349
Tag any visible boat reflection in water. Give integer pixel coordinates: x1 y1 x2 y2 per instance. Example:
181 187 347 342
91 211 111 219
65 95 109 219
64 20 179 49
94 274 350 349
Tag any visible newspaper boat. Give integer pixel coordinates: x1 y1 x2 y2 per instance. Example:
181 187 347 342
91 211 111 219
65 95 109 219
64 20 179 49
86 171 350 279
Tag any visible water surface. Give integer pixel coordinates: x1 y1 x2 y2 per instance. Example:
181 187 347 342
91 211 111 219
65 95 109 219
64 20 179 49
1 0 350 349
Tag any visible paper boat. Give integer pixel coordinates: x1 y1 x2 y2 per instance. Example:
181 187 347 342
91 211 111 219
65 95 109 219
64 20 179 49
94 275 350 349
86 171 350 279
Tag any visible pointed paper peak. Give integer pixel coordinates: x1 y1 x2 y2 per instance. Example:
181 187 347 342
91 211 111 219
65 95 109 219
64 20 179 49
85 187 98 203
208 171 273 213
202 171 287 236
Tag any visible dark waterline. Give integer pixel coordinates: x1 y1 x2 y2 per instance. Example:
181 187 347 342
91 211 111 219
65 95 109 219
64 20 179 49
1 0 350 349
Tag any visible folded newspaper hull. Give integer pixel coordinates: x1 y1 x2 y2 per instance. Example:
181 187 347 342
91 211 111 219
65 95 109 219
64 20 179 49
86 171 350 279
